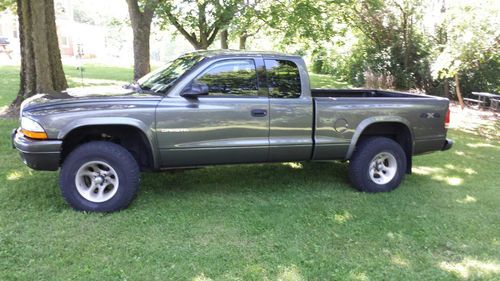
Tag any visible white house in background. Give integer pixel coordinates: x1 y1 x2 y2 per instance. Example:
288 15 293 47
54 0 107 59
0 11 19 62
0 0 195 66
0 0 109 62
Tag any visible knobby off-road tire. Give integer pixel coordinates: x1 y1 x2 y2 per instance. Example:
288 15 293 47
60 141 140 212
348 137 407 193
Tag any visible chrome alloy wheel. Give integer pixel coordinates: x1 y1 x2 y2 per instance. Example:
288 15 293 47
75 161 119 203
368 152 397 185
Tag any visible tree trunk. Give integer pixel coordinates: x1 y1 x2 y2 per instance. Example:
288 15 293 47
402 12 409 74
239 35 248 50
455 74 465 109
126 0 157 80
220 30 229 49
199 36 208 50
131 23 151 80
14 0 35 106
193 42 207 50
443 78 450 98
13 0 67 107
44 0 67 91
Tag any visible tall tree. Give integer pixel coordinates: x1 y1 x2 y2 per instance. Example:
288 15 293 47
126 0 159 80
13 0 68 107
230 0 266 50
158 0 241 50
431 0 499 108
339 0 430 89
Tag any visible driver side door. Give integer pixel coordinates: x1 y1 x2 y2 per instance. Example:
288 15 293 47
155 58 270 167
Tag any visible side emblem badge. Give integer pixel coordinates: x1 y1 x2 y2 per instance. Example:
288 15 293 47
420 112 440 119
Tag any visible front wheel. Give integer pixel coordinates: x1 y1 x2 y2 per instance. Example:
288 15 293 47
348 137 407 192
60 141 140 212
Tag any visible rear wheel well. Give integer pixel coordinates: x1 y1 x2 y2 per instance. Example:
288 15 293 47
61 125 154 171
357 122 413 173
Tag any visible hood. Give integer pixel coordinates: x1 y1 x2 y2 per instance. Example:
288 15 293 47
21 85 163 112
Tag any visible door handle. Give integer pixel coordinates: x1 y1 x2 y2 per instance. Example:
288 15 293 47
251 109 267 117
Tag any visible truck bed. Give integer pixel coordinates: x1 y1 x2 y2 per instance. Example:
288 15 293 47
310 89 449 160
311 89 432 98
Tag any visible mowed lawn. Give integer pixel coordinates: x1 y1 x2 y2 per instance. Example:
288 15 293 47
0 65 499 280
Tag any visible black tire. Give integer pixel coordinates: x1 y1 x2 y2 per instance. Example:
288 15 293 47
60 141 140 212
348 137 407 193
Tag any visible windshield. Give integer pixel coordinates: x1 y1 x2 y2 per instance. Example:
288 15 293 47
137 54 204 93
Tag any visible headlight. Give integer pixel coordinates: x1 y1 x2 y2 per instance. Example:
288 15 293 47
21 117 48 139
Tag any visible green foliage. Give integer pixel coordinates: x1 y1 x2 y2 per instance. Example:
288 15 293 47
311 47 327 74
226 0 268 47
157 0 241 49
0 0 15 12
431 0 499 80
459 54 500 97
315 0 433 90
423 0 499 97
305 0 499 96
266 0 338 45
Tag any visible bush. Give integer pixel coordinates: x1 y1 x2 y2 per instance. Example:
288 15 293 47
363 69 395 89
460 55 500 97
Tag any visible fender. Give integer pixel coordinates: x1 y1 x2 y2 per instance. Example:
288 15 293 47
58 117 159 169
345 116 414 160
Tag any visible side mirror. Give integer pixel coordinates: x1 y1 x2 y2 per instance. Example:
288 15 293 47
181 82 209 98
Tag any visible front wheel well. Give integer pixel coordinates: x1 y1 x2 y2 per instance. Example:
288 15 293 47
355 122 413 174
60 125 154 171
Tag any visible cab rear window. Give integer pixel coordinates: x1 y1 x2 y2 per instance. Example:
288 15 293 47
264 59 301 98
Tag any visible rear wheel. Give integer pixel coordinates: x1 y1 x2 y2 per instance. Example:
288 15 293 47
60 141 140 212
348 137 407 192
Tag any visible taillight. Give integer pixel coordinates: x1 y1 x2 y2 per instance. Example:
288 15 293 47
444 109 450 129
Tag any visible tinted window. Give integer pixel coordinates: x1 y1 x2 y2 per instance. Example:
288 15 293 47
195 60 258 96
265 60 301 98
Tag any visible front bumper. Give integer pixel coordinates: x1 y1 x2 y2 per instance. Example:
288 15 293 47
441 138 454 151
11 128 62 171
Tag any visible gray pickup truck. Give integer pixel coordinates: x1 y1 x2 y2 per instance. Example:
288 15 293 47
12 50 452 212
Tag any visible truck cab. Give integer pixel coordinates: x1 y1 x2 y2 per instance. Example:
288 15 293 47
153 52 314 166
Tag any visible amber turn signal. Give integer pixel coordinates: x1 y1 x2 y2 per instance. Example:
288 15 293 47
21 129 48 140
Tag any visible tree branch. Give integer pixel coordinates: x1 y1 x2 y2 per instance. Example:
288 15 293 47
164 9 199 47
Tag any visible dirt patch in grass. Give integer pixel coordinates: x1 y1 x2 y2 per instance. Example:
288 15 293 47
449 101 500 140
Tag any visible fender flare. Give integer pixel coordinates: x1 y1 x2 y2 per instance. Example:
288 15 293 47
345 116 414 160
58 117 159 169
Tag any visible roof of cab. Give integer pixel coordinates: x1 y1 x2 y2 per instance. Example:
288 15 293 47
186 49 301 59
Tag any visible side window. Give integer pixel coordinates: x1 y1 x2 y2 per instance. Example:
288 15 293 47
194 59 258 96
265 59 302 98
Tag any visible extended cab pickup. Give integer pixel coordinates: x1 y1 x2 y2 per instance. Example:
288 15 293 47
13 51 453 212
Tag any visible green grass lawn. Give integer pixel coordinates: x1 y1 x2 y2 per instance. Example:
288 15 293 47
0 65 133 107
0 66 20 106
309 73 351 88
1 66 499 280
